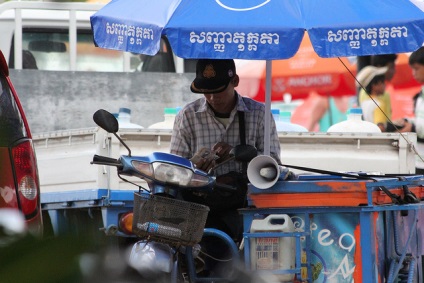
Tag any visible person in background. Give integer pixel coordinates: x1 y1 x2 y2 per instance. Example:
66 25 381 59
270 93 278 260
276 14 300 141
357 65 390 131
170 58 282 274
9 50 38 69
408 47 424 174
359 55 396 109
358 54 412 132
22 50 38 69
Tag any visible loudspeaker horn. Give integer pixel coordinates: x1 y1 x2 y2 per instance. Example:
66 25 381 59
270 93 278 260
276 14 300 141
247 155 281 189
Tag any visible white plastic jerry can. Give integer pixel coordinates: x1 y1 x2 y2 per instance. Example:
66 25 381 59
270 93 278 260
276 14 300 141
250 214 296 282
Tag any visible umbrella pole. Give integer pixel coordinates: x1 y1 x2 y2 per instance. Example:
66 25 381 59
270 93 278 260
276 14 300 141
264 60 272 156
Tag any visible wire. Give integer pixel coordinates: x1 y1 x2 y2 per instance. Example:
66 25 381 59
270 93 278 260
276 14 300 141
199 249 234 262
118 173 150 192
337 57 424 166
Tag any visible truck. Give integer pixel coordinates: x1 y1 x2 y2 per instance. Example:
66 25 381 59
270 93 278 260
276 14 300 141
34 123 417 237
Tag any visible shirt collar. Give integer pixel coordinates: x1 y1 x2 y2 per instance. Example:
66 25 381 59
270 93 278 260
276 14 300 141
235 92 251 112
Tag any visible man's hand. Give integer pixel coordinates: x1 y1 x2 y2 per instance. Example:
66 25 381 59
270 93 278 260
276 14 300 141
190 147 216 172
212 142 233 163
392 118 407 127
399 121 413 132
392 118 414 132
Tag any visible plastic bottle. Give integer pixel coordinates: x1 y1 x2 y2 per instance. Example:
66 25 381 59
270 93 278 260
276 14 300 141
117 107 144 129
250 214 295 282
273 109 308 132
272 109 284 131
148 108 177 129
327 108 381 133
137 222 182 238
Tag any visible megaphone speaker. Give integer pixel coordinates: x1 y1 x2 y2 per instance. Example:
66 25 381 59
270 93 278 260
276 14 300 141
247 155 281 189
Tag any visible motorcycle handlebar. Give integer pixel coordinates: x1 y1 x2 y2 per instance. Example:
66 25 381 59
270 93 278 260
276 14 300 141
91 154 123 169
91 153 235 193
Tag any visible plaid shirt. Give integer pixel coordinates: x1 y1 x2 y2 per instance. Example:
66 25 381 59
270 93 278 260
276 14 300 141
170 92 281 176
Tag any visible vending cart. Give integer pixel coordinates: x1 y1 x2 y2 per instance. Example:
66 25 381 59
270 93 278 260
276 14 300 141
242 173 424 283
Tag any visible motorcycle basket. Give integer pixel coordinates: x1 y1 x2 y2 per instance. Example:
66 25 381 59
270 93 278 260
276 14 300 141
133 192 210 246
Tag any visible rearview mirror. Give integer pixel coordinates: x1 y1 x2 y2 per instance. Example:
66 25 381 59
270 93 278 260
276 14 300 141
28 41 66 53
93 109 119 133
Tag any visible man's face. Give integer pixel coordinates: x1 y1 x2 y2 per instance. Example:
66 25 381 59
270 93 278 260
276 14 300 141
203 76 239 113
204 84 235 113
410 63 424 84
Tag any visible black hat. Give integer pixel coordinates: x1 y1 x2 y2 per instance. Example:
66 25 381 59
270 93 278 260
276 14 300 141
190 59 236 94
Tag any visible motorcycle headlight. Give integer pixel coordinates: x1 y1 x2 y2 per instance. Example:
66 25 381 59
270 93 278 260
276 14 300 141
132 161 210 187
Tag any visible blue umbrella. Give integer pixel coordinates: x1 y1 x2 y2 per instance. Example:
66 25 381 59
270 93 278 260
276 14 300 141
90 0 424 153
91 0 424 59
91 0 303 59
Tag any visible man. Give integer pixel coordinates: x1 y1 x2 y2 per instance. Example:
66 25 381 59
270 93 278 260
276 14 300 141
170 59 281 271
170 58 281 225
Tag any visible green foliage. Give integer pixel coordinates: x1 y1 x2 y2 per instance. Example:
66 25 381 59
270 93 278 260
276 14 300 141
0 234 93 283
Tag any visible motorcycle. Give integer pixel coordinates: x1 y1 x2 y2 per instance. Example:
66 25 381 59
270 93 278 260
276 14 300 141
91 109 257 283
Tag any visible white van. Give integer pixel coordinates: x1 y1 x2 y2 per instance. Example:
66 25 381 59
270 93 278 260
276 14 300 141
0 1 195 73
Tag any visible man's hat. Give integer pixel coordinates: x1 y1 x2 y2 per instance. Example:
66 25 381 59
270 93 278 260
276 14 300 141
356 65 388 88
190 59 236 94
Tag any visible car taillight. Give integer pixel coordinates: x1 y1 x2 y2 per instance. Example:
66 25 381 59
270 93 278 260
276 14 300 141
12 141 39 217
119 212 134 235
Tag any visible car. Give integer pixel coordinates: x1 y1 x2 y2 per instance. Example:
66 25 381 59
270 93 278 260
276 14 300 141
0 49 42 236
